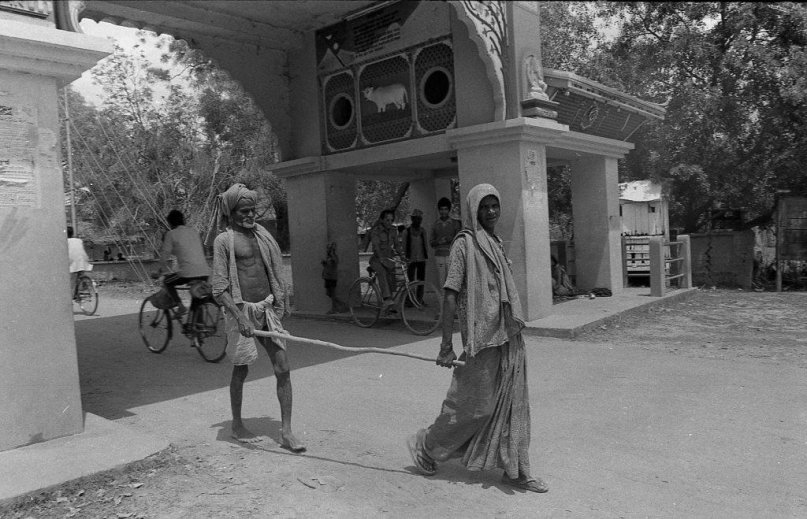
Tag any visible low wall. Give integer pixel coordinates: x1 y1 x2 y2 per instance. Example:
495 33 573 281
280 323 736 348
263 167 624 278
689 231 754 289
90 255 301 288
89 259 159 282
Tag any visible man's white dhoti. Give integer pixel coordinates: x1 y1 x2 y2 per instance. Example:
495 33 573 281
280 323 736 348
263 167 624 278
225 295 287 366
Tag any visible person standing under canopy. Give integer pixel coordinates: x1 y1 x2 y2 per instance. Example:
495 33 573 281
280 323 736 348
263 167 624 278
407 183 548 493
430 197 462 290
369 208 402 311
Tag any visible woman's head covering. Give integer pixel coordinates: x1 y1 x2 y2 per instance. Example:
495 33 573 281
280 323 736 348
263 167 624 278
205 183 258 245
464 183 501 265
457 183 524 355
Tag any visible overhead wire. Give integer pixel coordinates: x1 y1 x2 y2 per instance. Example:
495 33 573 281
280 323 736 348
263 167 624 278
94 115 169 230
63 108 161 283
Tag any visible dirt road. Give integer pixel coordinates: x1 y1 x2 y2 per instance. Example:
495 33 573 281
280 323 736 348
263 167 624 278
4 288 807 518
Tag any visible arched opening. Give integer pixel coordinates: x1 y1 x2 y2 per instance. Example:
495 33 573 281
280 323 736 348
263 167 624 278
65 20 290 290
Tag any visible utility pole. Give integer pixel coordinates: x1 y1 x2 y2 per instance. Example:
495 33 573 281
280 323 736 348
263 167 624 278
775 189 791 293
64 88 77 233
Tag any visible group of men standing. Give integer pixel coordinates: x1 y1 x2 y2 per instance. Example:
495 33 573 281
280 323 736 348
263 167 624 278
368 197 463 310
150 181 547 493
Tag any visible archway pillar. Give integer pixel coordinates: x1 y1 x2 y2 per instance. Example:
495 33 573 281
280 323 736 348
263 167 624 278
407 175 439 287
447 117 568 321
0 20 111 451
281 162 358 314
562 134 634 293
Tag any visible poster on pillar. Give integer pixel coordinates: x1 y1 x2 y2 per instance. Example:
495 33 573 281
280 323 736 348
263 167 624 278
0 95 41 208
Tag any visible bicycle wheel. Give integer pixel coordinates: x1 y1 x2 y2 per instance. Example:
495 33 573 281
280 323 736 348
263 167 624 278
75 275 98 315
192 302 228 363
348 277 381 328
401 281 443 335
139 298 172 353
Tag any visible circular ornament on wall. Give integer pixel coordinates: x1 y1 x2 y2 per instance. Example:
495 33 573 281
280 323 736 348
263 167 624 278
329 93 355 130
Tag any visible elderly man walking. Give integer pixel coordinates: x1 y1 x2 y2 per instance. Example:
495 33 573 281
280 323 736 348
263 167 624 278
210 183 305 452
407 183 548 493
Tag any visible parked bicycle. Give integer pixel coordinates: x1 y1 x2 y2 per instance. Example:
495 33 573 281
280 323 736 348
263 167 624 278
348 258 442 335
72 271 98 316
138 279 228 362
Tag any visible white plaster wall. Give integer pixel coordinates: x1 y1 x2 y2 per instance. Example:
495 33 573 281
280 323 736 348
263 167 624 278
193 37 292 159
287 32 323 159
0 72 83 451
449 8 496 128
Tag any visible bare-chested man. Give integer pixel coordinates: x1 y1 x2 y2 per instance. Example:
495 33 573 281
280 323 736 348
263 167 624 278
211 183 305 452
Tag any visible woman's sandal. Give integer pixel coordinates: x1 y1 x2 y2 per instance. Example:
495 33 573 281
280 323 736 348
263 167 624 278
406 431 437 476
502 474 549 493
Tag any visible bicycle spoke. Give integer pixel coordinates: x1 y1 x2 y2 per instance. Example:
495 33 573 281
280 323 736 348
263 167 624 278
193 302 228 362
401 281 443 335
139 297 171 353
349 277 381 328
76 276 98 315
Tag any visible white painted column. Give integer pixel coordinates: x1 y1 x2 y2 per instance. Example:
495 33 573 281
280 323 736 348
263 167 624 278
0 21 111 451
448 118 567 320
284 168 358 313
569 154 623 292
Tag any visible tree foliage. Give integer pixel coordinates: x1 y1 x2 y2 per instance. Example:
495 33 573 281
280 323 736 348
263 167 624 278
62 34 288 254
586 2 807 232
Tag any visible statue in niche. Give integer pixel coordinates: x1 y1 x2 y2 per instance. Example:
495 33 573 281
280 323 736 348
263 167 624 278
520 51 557 119
524 53 550 101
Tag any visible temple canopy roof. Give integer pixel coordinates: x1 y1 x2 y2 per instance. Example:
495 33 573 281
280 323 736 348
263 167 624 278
79 0 380 49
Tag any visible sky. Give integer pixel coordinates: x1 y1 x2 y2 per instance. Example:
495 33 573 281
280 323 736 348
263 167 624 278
70 19 169 105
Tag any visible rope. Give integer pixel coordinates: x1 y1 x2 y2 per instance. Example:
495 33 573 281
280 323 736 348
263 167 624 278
252 330 465 367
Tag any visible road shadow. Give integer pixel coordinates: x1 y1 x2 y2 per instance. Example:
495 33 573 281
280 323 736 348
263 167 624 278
210 417 415 477
75 314 438 421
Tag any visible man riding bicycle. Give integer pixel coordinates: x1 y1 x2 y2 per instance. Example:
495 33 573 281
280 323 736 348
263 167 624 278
369 208 403 312
67 226 92 299
158 210 210 316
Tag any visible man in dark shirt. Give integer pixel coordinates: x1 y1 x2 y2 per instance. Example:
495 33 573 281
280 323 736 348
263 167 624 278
430 197 462 290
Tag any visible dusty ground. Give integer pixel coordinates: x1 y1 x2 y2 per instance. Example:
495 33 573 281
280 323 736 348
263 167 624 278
3 286 806 518
583 289 807 369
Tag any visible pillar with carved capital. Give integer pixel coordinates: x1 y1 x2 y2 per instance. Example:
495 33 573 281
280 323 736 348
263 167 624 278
447 117 567 320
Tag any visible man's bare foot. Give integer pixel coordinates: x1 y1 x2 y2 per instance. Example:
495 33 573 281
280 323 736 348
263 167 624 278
280 431 306 453
231 423 262 443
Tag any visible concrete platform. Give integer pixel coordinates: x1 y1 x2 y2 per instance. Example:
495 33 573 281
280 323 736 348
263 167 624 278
523 287 698 338
295 287 699 339
0 413 169 503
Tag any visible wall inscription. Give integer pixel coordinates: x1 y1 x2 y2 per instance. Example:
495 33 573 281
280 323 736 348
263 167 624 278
0 97 41 208
0 1 52 17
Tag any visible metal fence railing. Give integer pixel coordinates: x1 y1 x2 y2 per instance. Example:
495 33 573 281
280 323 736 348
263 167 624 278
649 235 692 297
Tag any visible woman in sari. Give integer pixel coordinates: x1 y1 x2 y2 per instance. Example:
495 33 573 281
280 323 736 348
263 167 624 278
407 183 548 493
